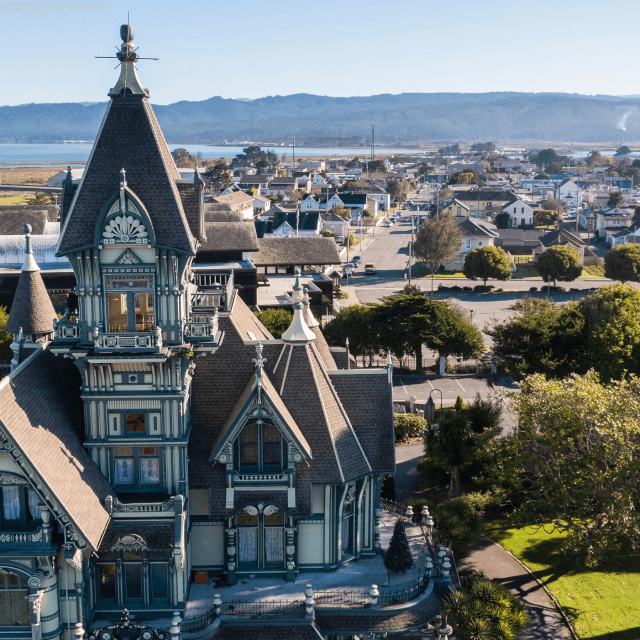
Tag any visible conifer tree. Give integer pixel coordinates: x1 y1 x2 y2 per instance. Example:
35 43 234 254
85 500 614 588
384 519 414 573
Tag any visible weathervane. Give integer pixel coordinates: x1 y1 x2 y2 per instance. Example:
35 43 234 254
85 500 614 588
96 16 158 97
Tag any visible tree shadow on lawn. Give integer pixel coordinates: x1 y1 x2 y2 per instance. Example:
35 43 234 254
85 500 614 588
582 629 640 640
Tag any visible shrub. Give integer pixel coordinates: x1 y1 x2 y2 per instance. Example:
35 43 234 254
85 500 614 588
253 308 293 338
443 575 528 640
458 490 507 517
394 413 427 443
384 519 414 573
529 286 538 292
454 395 465 413
434 497 482 561
465 392 501 434
462 286 472 291
417 455 449 489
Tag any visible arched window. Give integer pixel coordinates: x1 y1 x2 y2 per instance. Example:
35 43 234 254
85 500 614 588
235 421 284 473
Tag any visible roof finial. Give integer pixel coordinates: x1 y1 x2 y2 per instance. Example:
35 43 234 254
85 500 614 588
21 224 39 272
253 342 267 383
281 268 316 343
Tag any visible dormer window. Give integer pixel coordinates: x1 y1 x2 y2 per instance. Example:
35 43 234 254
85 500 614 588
0 486 42 527
106 275 155 333
236 421 284 473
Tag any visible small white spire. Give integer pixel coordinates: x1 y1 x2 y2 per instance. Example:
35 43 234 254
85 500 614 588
21 225 40 272
281 269 316 343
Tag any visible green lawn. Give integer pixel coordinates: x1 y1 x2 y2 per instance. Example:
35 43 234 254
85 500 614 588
0 195 28 206
484 521 640 639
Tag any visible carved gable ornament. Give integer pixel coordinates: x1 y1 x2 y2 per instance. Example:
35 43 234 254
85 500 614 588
107 533 149 552
116 248 141 265
103 215 149 245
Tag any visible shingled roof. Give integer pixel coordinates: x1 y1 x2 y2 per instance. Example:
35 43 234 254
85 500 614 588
199 221 259 253
57 96 195 255
0 349 112 551
6 231 57 336
0 208 55 235
252 236 341 266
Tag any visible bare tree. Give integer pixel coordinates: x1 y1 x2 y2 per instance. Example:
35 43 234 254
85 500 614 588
413 215 462 295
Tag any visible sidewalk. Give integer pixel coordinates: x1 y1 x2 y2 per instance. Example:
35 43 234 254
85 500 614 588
461 536 570 640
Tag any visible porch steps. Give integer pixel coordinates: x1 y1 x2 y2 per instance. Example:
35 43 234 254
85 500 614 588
0 627 31 639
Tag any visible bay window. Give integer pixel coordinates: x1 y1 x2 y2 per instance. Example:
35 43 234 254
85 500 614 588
114 447 162 491
105 275 154 333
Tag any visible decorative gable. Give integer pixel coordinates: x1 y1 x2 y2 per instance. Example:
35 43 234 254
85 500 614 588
116 248 142 265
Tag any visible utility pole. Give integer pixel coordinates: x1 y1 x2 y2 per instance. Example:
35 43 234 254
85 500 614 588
408 215 414 285
371 125 375 161
556 183 561 231
292 134 296 175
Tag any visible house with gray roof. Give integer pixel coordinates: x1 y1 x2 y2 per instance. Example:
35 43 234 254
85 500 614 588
0 25 428 639
443 218 499 271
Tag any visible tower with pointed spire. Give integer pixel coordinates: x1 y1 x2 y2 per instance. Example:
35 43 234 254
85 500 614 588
6 225 57 368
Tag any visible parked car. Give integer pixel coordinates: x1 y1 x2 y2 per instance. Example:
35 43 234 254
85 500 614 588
385 222 392 227
364 263 376 275
337 235 345 243
352 255 362 265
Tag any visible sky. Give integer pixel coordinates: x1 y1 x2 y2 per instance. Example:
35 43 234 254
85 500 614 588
1 0 640 105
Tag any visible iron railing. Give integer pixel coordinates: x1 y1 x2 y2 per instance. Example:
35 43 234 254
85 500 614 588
377 575 429 606
221 600 305 617
181 607 217 633
380 498 407 515
314 590 370 607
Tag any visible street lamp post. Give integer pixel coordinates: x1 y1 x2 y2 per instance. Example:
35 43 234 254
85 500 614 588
547 275 552 300
425 388 443 424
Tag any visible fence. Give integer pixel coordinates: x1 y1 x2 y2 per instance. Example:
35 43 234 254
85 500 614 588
359 353 489 374
181 607 217 633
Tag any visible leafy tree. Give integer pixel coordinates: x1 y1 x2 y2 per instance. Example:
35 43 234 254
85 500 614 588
607 191 625 208
284 188 302 202
386 179 408 202
450 169 479 186
604 244 640 283
470 141 495 153
0 306 13 363
534 172 550 179
345 156 361 168
438 143 461 154
487 284 640 381
633 205 640 222
462 246 512 287
541 197 565 213
434 499 483 561
534 209 557 226
322 305 379 365
494 211 510 229
383 519 414 573
443 574 528 640
529 148 565 168
24 192 52 206
202 160 231 194
253 308 292 339
170 148 193 167
332 206 351 220
465 392 502 435
425 411 474 497
616 145 631 156
413 215 461 293
499 371 640 566
375 294 482 373
536 245 583 286
486 298 585 378
364 159 386 173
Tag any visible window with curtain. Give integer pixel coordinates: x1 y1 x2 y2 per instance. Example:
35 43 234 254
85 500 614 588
264 513 284 564
115 447 134 485
27 489 41 520
236 421 283 473
140 448 160 485
238 513 259 565
2 487 20 522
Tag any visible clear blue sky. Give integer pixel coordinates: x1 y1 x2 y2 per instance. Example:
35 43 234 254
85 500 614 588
1 0 639 105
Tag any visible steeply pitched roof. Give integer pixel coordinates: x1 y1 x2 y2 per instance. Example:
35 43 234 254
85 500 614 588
176 181 204 241
272 210 320 232
58 97 195 255
329 370 395 474
0 349 112 551
251 236 341 266
540 228 586 247
454 190 514 202
6 270 57 335
456 218 498 238
280 344 371 483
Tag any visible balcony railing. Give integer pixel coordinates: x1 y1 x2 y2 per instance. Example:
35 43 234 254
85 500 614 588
191 271 235 313
53 311 81 343
184 312 219 343
0 524 55 550
94 329 162 353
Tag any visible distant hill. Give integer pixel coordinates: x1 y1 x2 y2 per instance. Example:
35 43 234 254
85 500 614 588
2 92 640 144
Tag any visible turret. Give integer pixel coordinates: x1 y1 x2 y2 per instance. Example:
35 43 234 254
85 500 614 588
6 225 57 368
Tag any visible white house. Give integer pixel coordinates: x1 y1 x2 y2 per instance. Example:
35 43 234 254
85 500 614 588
594 206 631 234
442 218 499 271
312 174 327 185
47 168 84 186
559 178 579 207
212 191 254 220
503 197 536 227
301 193 343 211
253 194 271 213
321 212 349 238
